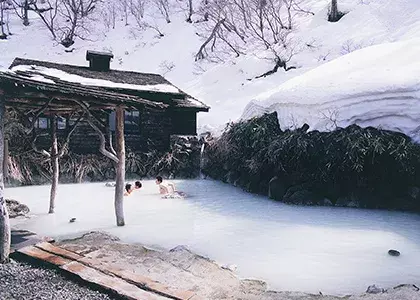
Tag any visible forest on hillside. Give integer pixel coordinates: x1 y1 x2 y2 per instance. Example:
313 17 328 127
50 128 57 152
0 0 343 72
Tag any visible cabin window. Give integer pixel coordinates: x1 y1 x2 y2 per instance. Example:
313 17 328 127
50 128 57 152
125 110 140 132
108 110 140 132
57 116 67 130
29 117 50 129
39 117 49 129
29 116 68 130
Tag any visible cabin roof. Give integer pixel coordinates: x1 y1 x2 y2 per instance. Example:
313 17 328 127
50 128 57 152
0 57 209 112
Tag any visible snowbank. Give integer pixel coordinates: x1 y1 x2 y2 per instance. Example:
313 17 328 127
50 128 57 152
242 38 420 141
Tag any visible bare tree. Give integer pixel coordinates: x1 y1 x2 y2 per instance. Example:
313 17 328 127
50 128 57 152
195 0 311 74
329 0 337 21
100 0 117 29
30 0 59 39
186 0 193 22
58 0 99 47
129 0 146 27
4 0 12 35
27 0 98 46
328 0 343 22
118 0 130 25
154 0 170 23
23 108 82 214
11 0 35 26
0 0 9 39
128 0 166 37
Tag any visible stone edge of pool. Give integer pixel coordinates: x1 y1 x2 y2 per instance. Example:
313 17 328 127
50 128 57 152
7 230 420 300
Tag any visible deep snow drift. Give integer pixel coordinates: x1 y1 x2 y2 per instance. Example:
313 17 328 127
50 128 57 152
242 38 420 141
6 180 420 296
1 0 420 134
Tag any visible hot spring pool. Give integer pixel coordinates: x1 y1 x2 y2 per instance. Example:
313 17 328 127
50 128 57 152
6 179 420 295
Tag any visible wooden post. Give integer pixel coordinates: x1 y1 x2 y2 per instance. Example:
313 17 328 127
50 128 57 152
3 139 7 183
114 106 125 226
49 115 58 214
0 94 10 263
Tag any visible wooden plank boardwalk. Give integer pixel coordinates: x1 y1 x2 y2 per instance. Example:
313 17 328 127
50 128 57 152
15 241 199 300
11 229 54 252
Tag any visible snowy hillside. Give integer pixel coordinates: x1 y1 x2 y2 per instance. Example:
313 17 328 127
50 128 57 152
1 0 420 135
242 38 420 141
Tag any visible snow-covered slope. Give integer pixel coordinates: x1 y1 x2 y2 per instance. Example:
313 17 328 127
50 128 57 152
242 38 420 141
1 0 420 135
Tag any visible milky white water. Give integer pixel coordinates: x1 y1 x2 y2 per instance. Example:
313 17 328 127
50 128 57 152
6 179 420 296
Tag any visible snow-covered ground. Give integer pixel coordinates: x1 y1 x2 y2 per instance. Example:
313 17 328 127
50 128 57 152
6 180 420 296
1 0 419 135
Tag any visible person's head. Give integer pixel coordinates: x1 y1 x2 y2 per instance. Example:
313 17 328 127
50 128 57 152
125 183 132 193
134 181 142 189
155 176 163 185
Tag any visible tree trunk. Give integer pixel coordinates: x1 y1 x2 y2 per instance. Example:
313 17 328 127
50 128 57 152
114 106 125 226
0 95 10 263
329 0 339 22
186 0 193 23
3 139 7 184
0 1 7 39
23 0 29 26
49 115 58 214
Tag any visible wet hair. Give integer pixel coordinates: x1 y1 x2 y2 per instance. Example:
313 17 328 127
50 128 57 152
125 183 132 193
156 176 163 183
135 181 142 188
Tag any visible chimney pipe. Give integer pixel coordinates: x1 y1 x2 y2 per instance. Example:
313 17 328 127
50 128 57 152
86 50 114 71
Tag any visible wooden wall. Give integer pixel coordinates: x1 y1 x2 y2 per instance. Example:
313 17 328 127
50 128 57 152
32 106 195 155
171 110 197 135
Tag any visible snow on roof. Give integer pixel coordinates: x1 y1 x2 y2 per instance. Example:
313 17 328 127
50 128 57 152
10 65 181 94
242 38 420 141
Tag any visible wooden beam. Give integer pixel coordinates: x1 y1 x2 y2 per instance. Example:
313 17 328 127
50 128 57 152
114 105 125 227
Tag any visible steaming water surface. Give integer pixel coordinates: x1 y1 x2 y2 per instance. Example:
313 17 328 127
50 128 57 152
6 179 420 295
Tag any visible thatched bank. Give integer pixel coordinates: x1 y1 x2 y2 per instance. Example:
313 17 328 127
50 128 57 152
202 112 420 212
6 134 200 186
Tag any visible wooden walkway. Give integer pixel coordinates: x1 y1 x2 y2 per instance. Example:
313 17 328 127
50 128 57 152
14 242 199 300
11 229 54 252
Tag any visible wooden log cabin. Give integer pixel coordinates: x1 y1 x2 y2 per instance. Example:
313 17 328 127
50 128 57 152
0 51 209 154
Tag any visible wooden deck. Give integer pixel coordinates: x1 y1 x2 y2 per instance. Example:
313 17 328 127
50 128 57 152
15 241 199 300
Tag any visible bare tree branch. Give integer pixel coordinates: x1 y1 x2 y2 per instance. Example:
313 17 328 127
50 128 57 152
31 131 51 157
73 100 119 163
107 126 117 157
57 111 84 158
24 98 54 134
196 0 308 62
196 18 225 61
